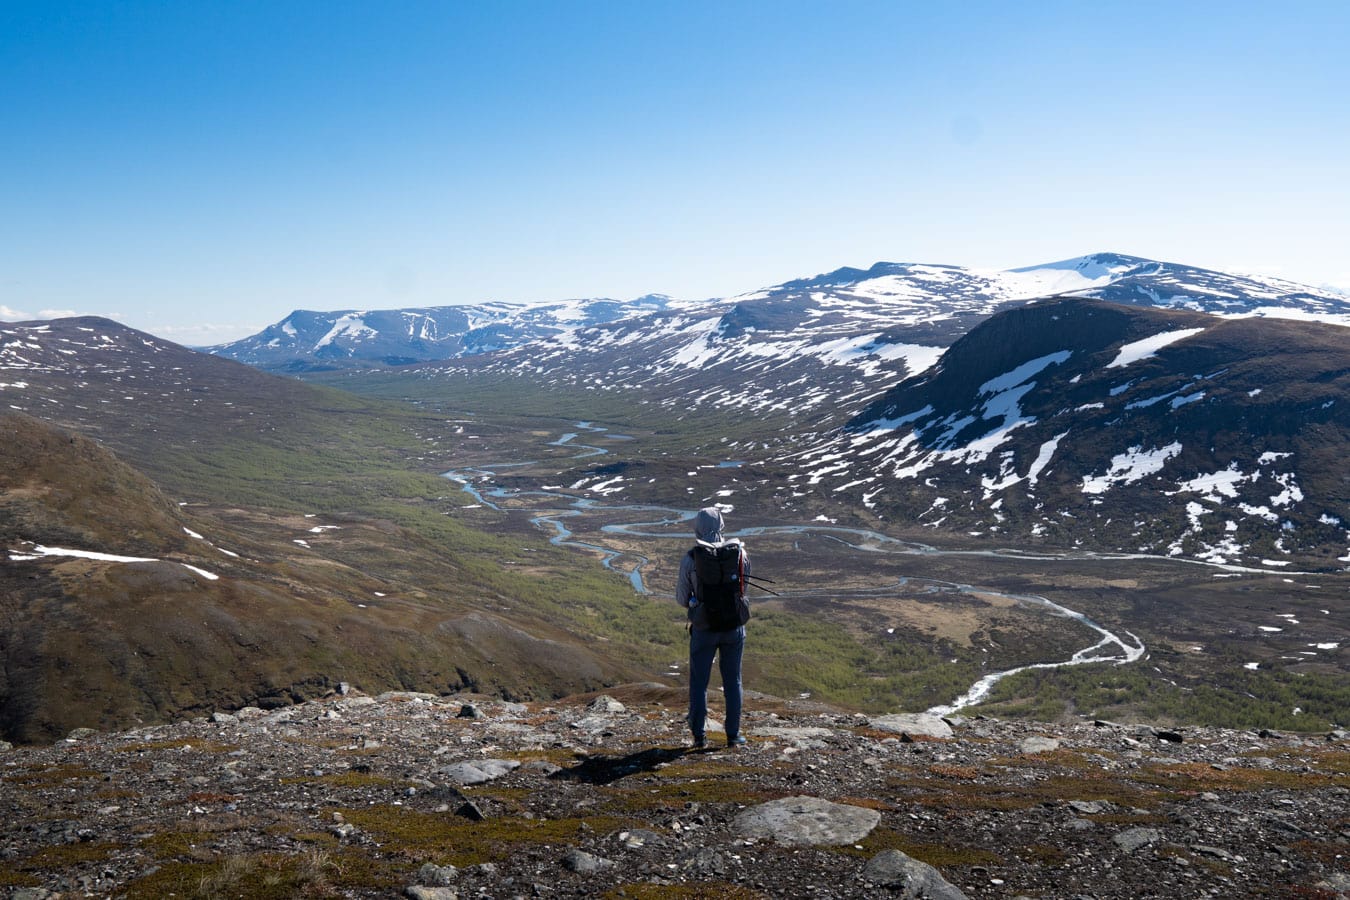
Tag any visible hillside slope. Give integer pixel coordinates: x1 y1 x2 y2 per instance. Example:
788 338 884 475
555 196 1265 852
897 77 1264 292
786 298 1350 569
0 321 657 743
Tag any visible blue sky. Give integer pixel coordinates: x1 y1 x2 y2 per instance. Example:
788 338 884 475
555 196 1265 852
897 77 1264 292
3 1 1348 343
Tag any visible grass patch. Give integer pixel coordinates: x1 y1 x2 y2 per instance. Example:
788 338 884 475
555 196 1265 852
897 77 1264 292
1137 761 1349 793
138 831 201 860
339 805 638 867
122 849 342 900
278 771 407 789
8 840 121 874
601 885 769 900
891 771 1159 813
834 827 1002 867
2 764 102 786
116 738 239 753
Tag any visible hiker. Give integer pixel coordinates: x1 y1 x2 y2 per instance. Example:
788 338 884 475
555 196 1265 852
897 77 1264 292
677 506 750 749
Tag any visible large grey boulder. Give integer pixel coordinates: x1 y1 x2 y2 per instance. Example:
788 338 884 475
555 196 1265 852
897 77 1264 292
561 848 614 873
861 849 969 898
586 695 626 713
1113 826 1163 853
438 759 521 785
869 713 954 740
1019 736 1061 754
733 795 881 846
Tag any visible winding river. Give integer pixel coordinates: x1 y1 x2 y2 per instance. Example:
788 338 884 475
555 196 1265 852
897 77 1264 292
444 423 1146 714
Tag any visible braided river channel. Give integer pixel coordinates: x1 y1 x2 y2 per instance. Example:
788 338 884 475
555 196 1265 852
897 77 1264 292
444 424 1147 715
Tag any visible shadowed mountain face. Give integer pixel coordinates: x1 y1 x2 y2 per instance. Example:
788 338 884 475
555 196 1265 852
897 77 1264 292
785 297 1350 569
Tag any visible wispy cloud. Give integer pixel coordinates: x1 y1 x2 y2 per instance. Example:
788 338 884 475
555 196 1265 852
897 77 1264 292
146 322 262 346
1 306 100 322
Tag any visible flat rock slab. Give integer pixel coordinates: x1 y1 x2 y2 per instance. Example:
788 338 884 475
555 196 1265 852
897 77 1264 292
733 795 880 846
438 759 521 785
1113 826 1164 853
862 849 969 899
1020 736 1061 754
869 713 954 740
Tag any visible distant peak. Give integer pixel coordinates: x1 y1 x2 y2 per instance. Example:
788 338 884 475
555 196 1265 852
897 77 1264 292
1010 253 1152 275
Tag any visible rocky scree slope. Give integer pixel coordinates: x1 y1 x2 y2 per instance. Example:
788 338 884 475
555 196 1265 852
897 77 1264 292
1 685 1346 899
785 297 1350 571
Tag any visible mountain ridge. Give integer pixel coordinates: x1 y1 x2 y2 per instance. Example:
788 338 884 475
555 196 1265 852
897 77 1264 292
787 297 1350 570
207 253 1350 378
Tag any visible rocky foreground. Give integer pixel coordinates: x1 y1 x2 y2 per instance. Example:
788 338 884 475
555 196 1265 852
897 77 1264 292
1 684 1346 899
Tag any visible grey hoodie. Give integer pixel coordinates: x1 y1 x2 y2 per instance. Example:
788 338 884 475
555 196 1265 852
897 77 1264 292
677 507 750 631
693 506 724 545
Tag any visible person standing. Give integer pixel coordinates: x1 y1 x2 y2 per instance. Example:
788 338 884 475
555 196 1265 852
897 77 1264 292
677 506 750 749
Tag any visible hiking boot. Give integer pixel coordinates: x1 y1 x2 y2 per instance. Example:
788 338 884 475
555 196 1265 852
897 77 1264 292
691 735 706 750
727 734 747 749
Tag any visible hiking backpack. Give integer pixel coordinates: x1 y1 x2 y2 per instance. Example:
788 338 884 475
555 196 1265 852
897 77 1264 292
690 541 750 631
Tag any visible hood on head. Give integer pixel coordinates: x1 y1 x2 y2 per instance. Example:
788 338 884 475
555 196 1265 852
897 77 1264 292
694 507 724 543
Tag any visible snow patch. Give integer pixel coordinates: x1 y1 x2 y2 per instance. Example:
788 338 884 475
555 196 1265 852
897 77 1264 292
1082 443 1182 494
1106 328 1205 368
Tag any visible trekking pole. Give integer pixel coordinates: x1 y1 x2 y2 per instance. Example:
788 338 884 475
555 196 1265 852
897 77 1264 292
746 580 780 597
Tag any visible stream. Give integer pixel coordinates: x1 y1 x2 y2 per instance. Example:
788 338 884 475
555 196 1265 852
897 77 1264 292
443 423 1146 714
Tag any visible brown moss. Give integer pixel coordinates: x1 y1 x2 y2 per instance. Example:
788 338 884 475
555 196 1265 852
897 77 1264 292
890 772 1159 813
340 805 638 868
122 850 342 900
601 884 769 899
2 764 103 786
605 773 784 811
0 868 42 888
989 747 1122 770
11 840 121 873
279 770 405 789
1138 761 1347 793
116 738 238 753
834 827 1002 867
927 763 982 780
833 795 896 812
1290 837 1350 867
93 788 141 800
139 831 201 860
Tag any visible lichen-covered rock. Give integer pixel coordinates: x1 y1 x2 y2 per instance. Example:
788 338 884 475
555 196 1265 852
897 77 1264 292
868 713 954 739
862 849 969 898
733 795 880 845
437 758 521 785
1020 735 1061 754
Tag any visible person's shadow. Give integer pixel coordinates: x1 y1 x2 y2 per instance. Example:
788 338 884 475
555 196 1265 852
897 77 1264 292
547 745 703 786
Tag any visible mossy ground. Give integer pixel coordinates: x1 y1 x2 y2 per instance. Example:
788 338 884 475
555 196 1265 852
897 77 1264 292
339 805 640 868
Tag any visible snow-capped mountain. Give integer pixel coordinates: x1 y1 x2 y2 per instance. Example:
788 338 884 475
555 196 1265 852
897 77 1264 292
408 253 1350 427
209 296 673 371
785 297 1349 569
